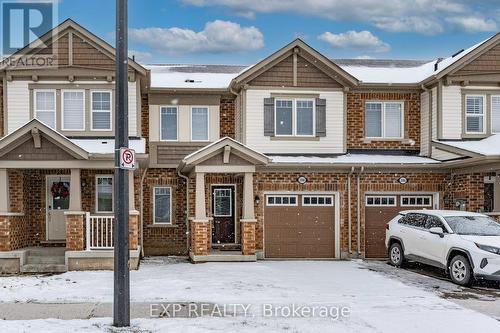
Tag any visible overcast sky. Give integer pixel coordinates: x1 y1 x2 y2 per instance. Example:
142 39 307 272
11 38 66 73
54 0 499 64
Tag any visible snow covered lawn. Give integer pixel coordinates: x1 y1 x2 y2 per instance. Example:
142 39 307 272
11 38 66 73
1 258 499 332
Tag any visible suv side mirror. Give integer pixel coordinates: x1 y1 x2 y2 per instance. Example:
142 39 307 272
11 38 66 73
429 227 444 238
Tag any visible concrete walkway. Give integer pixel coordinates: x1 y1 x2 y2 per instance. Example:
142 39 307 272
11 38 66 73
0 302 218 320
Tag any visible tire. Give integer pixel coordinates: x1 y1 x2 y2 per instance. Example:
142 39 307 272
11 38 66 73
388 242 404 267
449 255 473 286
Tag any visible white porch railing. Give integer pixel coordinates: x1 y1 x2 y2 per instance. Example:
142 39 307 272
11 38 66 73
85 212 114 250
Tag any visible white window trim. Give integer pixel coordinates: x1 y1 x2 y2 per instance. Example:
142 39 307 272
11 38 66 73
365 195 397 207
491 95 500 134
266 195 298 206
190 106 210 142
213 188 232 217
33 89 56 128
160 105 179 141
61 89 86 131
465 95 486 135
90 90 113 131
95 175 114 213
153 186 172 225
302 195 334 206
365 101 404 139
274 98 316 137
400 195 433 207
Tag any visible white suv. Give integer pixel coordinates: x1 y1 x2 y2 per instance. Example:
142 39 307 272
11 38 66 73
385 210 500 286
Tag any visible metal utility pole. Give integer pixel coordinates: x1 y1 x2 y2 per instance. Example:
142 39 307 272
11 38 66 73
113 0 130 327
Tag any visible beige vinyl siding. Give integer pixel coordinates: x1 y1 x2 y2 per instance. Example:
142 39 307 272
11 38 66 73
6 81 30 133
244 88 344 154
6 80 139 136
441 85 462 139
127 81 138 137
431 87 438 140
420 91 430 156
149 104 220 142
431 147 461 161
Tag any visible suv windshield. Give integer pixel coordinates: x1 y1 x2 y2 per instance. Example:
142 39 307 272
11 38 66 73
445 216 500 236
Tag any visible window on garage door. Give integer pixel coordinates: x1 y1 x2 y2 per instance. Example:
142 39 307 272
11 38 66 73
365 195 396 207
302 195 334 206
400 195 432 207
266 195 298 206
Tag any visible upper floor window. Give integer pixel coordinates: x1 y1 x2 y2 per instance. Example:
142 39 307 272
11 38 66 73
160 106 178 141
34 90 56 129
275 99 315 136
191 107 209 141
62 90 85 131
365 101 403 139
491 96 500 134
91 91 112 131
465 95 485 134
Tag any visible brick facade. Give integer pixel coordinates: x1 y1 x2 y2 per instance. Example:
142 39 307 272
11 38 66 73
220 97 236 138
449 173 485 212
346 91 421 150
142 169 188 255
241 221 256 255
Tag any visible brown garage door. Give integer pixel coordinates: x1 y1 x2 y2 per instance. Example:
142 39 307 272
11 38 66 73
365 194 434 258
264 194 335 258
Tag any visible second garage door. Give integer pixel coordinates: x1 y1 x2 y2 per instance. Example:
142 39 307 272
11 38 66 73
264 194 336 258
365 194 435 258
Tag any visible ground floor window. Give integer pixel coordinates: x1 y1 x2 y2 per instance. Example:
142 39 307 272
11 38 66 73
96 175 113 213
154 187 172 224
365 196 396 206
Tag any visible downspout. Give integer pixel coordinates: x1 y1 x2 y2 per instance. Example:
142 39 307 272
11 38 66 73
177 167 190 255
139 167 148 257
347 167 355 255
357 166 365 256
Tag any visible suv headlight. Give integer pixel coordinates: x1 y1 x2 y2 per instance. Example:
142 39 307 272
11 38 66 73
475 243 500 255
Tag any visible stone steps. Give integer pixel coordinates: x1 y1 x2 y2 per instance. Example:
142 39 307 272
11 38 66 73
20 263 67 273
26 256 65 265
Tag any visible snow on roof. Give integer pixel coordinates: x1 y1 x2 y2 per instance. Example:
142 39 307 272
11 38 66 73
145 36 493 88
436 135 500 156
269 154 440 165
69 138 146 154
337 37 490 84
146 64 248 89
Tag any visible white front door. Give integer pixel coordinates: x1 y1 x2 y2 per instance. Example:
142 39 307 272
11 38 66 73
46 176 71 241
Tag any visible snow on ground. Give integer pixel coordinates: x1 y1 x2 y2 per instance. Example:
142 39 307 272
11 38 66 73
1 259 499 332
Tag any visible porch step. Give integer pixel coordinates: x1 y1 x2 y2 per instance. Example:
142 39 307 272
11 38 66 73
20 264 68 274
26 256 65 265
26 247 66 257
212 244 242 251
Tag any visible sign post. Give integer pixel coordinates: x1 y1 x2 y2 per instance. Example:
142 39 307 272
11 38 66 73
113 0 130 327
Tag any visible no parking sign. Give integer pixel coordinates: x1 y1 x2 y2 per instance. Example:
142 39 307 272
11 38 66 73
119 147 136 170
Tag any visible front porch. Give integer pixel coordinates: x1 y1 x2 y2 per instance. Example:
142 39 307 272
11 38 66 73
179 138 269 263
0 120 143 273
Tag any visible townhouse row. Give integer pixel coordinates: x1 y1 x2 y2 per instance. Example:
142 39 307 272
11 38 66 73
0 20 499 273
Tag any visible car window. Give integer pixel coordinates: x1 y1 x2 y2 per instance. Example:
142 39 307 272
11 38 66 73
425 215 447 232
400 213 427 228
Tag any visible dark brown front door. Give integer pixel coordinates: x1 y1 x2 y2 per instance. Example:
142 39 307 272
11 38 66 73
212 186 235 244
365 194 434 258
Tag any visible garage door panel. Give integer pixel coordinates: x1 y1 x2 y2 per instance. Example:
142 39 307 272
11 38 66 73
265 194 335 258
365 195 434 258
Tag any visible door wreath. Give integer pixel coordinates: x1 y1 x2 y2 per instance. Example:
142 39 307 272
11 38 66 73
51 182 69 199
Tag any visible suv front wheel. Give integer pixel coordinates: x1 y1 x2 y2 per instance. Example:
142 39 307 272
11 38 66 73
449 255 473 286
388 242 404 267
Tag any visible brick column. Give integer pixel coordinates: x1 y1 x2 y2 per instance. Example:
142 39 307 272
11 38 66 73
241 220 256 255
190 220 209 256
65 212 85 251
129 211 139 250
0 215 11 251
